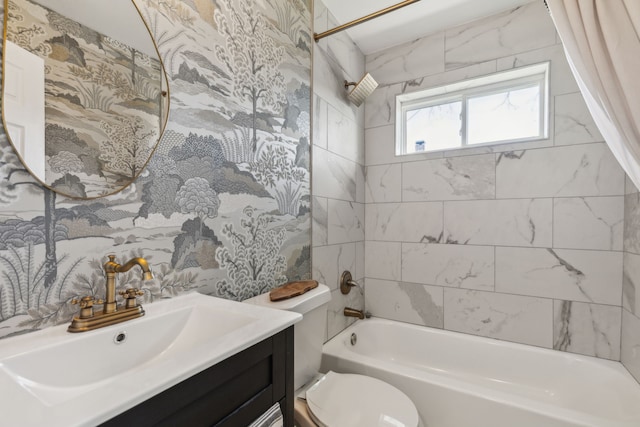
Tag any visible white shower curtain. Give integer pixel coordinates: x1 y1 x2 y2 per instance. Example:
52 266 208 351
546 0 640 190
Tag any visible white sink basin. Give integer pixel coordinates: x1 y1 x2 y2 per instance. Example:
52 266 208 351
0 292 301 427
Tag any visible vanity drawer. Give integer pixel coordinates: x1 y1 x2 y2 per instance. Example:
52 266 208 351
100 326 294 427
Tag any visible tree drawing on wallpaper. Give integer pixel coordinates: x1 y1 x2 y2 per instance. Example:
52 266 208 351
48 151 83 186
99 116 155 179
0 143 82 323
145 0 195 26
5 0 52 58
175 177 221 240
249 145 306 216
0 144 22 205
46 6 110 53
69 63 132 111
266 0 306 44
0 244 83 325
215 206 287 301
214 0 287 152
221 127 253 164
0 137 60 290
138 0 195 77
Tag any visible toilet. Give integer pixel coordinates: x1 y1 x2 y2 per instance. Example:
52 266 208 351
244 284 420 427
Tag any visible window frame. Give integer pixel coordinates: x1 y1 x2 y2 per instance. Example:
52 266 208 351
395 62 550 156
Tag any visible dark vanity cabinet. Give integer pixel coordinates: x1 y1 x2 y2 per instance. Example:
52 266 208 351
101 327 294 427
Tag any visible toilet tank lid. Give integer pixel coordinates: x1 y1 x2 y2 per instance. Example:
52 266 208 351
243 283 331 314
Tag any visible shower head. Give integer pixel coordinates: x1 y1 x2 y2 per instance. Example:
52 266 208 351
345 73 378 107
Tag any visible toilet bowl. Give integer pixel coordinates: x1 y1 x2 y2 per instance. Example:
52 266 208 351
244 284 420 427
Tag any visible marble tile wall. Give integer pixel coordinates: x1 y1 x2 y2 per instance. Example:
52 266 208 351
312 0 366 340
363 1 625 361
622 176 640 381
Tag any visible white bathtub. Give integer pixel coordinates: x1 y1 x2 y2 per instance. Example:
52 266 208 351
321 318 640 427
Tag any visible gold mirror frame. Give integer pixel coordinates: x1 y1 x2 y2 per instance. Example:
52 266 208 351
1 0 170 199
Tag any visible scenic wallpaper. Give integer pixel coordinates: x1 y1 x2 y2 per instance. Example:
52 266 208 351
0 0 312 338
6 0 165 198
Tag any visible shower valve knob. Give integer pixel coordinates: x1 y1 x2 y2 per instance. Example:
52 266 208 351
340 271 357 294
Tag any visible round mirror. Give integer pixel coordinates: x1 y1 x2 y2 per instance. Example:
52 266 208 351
2 0 169 199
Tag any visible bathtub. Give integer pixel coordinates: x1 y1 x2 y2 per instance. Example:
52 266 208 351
320 318 640 427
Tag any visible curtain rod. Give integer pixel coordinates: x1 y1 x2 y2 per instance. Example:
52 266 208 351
314 0 422 42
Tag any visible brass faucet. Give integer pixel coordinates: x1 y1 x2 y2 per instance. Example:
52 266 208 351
344 307 370 319
68 255 153 333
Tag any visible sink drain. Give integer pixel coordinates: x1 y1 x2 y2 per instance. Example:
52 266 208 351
350 333 357 346
114 331 127 344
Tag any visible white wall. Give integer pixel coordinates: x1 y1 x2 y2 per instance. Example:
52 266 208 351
312 1 366 340
363 1 625 360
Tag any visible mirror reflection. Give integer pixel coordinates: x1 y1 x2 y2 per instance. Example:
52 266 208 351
2 0 168 198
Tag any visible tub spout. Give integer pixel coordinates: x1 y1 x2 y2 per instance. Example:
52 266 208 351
344 307 365 319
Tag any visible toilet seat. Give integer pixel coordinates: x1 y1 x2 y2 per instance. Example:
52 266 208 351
305 371 419 427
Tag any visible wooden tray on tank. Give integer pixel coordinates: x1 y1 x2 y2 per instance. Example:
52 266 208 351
269 280 319 301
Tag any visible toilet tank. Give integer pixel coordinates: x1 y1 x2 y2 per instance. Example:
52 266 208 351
244 284 331 390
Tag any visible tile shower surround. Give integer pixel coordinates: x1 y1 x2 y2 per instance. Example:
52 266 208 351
362 0 628 364
623 180 640 382
312 0 366 340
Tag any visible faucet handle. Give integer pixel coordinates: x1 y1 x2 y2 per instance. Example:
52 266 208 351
71 296 104 309
71 296 104 319
119 288 144 309
119 288 144 298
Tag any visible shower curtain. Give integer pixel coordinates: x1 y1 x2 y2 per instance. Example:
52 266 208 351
546 0 640 190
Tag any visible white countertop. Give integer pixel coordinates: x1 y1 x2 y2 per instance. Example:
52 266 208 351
0 292 301 427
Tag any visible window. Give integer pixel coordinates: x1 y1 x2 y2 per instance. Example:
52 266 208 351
396 62 549 155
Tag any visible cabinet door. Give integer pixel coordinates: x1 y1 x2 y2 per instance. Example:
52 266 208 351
100 327 294 427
